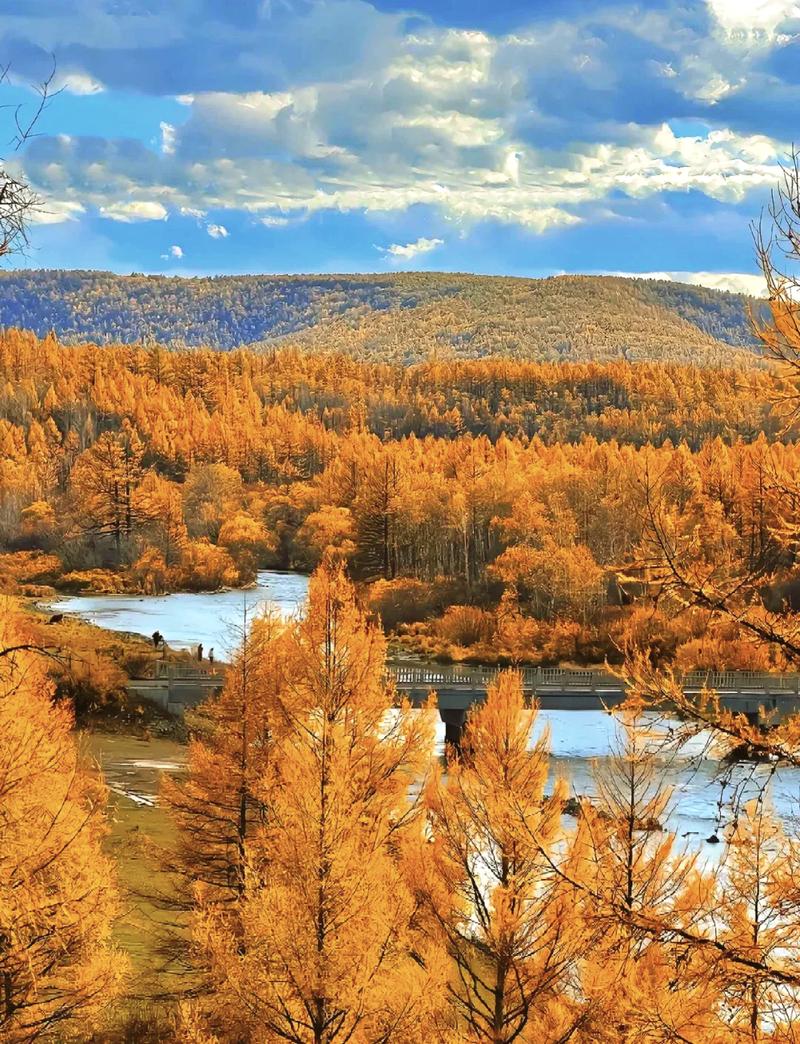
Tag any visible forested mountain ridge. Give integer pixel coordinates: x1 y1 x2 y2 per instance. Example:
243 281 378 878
0 269 762 365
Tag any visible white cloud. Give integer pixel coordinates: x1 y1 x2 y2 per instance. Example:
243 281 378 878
580 124 782 204
392 111 504 147
707 0 800 41
609 270 768 297
99 201 168 222
160 244 184 259
20 104 783 238
10 5 791 242
160 122 176 155
383 236 444 260
56 71 104 95
502 150 521 186
651 60 677 79
694 75 739 103
29 200 85 225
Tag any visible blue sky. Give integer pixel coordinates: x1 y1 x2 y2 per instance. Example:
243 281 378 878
2 0 798 291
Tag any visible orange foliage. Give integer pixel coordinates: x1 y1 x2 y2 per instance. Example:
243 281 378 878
1 328 799 668
180 565 448 1040
411 671 583 1041
0 602 126 1038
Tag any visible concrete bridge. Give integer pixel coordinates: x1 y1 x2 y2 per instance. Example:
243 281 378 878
129 660 800 747
390 664 800 746
127 661 226 717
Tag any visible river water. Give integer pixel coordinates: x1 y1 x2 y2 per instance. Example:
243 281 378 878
49 569 310 657
52 572 800 845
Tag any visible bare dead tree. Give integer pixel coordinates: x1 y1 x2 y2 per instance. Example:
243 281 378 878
619 153 800 673
752 147 800 421
0 58 59 258
604 163 800 784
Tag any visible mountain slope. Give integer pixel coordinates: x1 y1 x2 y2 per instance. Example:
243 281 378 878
0 269 763 365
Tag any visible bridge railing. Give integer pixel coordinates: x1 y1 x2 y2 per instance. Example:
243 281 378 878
155 661 225 682
388 665 617 690
387 664 800 695
681 670 800 692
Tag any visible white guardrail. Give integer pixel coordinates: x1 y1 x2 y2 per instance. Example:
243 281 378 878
387 665 800 694
149 661 800 696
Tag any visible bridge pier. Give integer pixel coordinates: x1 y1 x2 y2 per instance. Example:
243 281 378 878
439 707 468 750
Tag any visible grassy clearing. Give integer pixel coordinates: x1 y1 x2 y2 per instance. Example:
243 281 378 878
85 732 188 994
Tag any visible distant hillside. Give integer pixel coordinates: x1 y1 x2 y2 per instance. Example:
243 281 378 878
0 269 763 365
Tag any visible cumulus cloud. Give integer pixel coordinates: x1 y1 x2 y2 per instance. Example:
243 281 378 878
29 200 85 225
18 97 783 237
383 237 444 260
160 122 176 156
707 0 800 41
161 244 184 259
6 0 796 242
100 201 168 222
56 71 105 95
610 270 768 297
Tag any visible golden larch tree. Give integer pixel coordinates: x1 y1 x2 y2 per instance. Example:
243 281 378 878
187 562 447 1043
573 710 723 1043
412 670 585 1042
711 801 800 1042
158 608 290 995
0 601 125 1041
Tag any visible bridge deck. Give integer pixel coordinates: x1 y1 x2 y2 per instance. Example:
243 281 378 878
388 663 800 695
389 664 800 721
129 661 800 720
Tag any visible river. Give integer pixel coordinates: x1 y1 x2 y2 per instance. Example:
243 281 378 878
49 569 310 656
52 572 800 845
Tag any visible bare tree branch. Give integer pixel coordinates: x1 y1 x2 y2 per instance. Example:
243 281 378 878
0 56 60 258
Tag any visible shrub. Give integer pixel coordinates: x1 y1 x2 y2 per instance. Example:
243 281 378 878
119 650 157 679
292 505 356 570
367 578 437 629
366 577 470 630
53 651 128 717
17 499 58 549
0 550 63 589
58 569 127 593
131 548 171 594
218 511 278 573
174 539 240 591
436 605 496 646
538 619 583 665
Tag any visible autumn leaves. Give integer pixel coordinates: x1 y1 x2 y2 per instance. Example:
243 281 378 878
3 564 800 1040
2 327 799 680
0 606 125 1041
156 566 800 1043
166 567 442 1040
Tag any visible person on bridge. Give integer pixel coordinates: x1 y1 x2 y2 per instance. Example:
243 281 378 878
208 648 214 667
197 642 204 662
